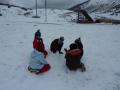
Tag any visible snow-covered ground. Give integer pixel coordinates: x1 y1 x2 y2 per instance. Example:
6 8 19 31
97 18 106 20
91 12 120 20
0 6 120 90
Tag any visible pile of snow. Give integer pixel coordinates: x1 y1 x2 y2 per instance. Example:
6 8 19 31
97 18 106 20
0 5 120 90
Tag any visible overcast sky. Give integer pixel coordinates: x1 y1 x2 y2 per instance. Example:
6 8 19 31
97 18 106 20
0 0 87 9
0 0 115 9
0 0 9 3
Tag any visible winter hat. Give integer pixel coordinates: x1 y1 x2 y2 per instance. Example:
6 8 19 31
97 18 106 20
69 43 78 50
75 37 81 43
59 36 64 41
35 29 41 38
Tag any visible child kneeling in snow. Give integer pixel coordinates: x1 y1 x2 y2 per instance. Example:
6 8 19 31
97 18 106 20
64 43 86 72
28 49 50 74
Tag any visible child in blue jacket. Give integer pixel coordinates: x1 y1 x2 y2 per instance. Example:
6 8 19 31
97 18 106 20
28 49 50 74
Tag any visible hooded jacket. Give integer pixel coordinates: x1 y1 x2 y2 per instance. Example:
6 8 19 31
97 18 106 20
65 49 82 70
33 36 44 51
50 39 63 53
29 49 48 69
33 36 48 57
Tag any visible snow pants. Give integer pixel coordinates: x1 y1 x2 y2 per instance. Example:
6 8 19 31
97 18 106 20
36 64 51 74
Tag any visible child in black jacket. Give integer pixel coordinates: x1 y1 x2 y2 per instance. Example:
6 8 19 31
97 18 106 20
50 37 64 54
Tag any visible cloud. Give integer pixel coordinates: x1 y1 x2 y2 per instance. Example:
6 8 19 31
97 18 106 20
0 0 9 3
0 0 86 9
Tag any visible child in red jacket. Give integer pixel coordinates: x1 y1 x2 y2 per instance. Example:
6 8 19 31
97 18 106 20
33 30 48 58
64 43 86 72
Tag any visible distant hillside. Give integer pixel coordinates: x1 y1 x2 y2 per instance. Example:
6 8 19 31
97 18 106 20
85 0 120 13
68 0 120 15
0 2 31 11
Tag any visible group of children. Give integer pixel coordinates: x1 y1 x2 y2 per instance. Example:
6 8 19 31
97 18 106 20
28 30 86 75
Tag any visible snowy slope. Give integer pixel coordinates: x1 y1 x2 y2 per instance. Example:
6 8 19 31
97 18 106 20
1 0 120 15
8 0 86 9
0 6 120 90
0 0 117 9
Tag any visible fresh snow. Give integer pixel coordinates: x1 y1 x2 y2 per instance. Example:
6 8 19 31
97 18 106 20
0 6 120 90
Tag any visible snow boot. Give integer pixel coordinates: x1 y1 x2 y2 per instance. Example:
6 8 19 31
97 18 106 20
28 66 39 73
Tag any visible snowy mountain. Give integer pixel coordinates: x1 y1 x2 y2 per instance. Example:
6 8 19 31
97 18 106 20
0 0 119 9
0 0 120 16
85 0 120 14
1 0 86 9
0 5 120 90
